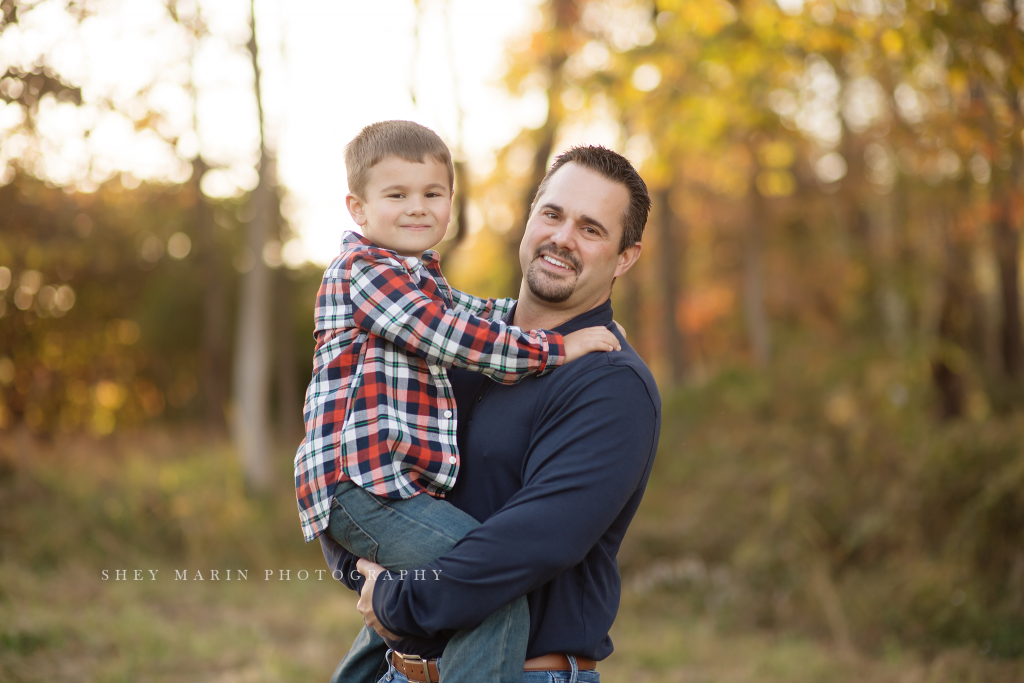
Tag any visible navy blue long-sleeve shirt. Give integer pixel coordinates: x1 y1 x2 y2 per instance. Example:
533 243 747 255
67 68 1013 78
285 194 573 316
324 299 660 660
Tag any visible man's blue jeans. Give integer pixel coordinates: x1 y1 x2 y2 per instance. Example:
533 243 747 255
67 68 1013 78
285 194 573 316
327 481 529 683
377 650 599 683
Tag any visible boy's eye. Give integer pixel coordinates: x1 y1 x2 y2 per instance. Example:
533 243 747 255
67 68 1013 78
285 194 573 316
387 193 405 199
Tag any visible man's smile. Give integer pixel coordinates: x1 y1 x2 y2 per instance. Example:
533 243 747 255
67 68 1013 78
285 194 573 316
534 246 581 274
542 255 573 271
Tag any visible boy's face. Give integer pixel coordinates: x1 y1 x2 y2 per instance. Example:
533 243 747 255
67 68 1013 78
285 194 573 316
345 156 453 258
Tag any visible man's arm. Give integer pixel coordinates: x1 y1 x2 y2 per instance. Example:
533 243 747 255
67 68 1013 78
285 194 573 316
346 255 565 383
320 534 363 592
370 364 659 638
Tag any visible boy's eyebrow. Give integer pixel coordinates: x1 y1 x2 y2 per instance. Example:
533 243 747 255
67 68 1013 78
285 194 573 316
379 182 449 192
541 202 609 236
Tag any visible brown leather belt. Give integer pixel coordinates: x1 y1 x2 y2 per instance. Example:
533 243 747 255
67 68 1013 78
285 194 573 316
524 653 598 671
390 652 440 683
390 651 597 682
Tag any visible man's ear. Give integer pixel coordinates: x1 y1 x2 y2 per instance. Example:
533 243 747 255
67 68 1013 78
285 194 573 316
614 242 643 278
345 193 367 226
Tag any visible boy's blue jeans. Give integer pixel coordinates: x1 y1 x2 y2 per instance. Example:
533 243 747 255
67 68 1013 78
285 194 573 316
327 480 529 683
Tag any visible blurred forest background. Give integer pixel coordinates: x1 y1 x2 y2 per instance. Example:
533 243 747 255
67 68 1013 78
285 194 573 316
2 0 1024 680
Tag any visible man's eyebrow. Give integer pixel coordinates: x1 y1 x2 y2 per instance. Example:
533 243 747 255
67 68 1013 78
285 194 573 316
579 214 609 236
540 203 609 236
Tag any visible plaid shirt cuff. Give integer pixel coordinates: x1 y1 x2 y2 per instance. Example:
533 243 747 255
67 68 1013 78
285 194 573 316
539 331 566 374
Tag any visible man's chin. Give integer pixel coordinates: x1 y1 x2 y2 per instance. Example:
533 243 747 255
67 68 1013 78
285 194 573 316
526 271 576 304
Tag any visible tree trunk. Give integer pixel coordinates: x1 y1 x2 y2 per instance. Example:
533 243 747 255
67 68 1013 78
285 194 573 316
868 188 909 352
932 206 972 420
992 154 1023 380
233 0 275 492
615 268 643 355
194 156 228 432
653 188 686 385
742 185 771 367
276 269 301 441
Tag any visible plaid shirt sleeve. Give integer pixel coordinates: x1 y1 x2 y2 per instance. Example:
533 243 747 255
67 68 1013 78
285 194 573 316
349 254 566 383
448 287 518 321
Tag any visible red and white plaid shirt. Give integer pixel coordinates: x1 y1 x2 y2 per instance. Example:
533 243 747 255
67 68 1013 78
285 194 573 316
294 232 566 543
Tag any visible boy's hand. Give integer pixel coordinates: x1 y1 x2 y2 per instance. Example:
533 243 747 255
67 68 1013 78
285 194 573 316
564 326 621 362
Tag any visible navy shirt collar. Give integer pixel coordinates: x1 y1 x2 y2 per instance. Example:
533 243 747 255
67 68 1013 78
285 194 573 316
506 298 614 334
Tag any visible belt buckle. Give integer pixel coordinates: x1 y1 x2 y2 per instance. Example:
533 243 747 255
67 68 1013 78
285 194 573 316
398 652 434 683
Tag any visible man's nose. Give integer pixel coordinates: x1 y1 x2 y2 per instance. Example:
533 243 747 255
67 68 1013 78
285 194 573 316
550 220 576 248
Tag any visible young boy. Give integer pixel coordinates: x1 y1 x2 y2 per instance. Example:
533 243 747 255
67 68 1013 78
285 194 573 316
293 121 620 683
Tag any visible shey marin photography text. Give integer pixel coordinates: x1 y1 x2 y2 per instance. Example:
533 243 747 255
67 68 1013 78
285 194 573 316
100 568 443 582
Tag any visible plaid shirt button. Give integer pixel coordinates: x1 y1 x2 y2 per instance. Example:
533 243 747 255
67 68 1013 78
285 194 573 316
443 410 453 418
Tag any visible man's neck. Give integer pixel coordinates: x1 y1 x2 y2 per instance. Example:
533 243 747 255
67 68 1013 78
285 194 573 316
512 286 612 331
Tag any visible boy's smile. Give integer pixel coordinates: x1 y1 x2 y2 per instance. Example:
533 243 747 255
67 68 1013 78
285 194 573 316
346 156 453 258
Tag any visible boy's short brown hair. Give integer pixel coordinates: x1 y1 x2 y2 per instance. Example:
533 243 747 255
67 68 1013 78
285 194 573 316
345 121 455 199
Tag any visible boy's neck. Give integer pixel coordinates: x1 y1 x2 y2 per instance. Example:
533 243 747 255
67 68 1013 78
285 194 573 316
363 233 425 259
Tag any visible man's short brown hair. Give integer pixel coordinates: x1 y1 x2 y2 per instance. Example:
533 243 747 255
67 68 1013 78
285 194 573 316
530 146 651 253
345 121 455 199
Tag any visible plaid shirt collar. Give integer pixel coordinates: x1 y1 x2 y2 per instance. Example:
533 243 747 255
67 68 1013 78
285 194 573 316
342 230 441 268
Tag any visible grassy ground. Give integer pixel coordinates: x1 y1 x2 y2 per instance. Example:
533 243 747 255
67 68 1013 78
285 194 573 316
3 561 1018 683
0 560 360 682
0 428 1021 682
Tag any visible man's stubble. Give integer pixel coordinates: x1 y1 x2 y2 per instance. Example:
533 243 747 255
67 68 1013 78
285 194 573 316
525 245 582 304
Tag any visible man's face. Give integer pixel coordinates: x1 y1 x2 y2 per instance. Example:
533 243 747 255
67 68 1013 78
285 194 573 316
519 162 641 314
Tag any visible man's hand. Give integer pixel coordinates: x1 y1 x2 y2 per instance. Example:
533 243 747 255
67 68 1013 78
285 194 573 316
564 326 621 362
356 558 401 640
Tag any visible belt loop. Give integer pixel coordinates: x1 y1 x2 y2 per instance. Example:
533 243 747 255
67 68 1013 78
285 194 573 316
568 654 579 683
384 649 395 682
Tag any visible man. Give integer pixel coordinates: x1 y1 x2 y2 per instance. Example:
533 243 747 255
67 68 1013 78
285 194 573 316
323 145 661 683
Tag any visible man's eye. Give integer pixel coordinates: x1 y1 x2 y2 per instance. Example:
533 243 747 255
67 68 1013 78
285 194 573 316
545 212 558 219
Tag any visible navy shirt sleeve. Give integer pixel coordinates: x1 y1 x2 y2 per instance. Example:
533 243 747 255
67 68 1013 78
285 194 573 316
371 363 658 638
320 534 365 593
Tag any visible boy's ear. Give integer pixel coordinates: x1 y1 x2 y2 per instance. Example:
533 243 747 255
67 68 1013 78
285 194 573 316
345 193 367 226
